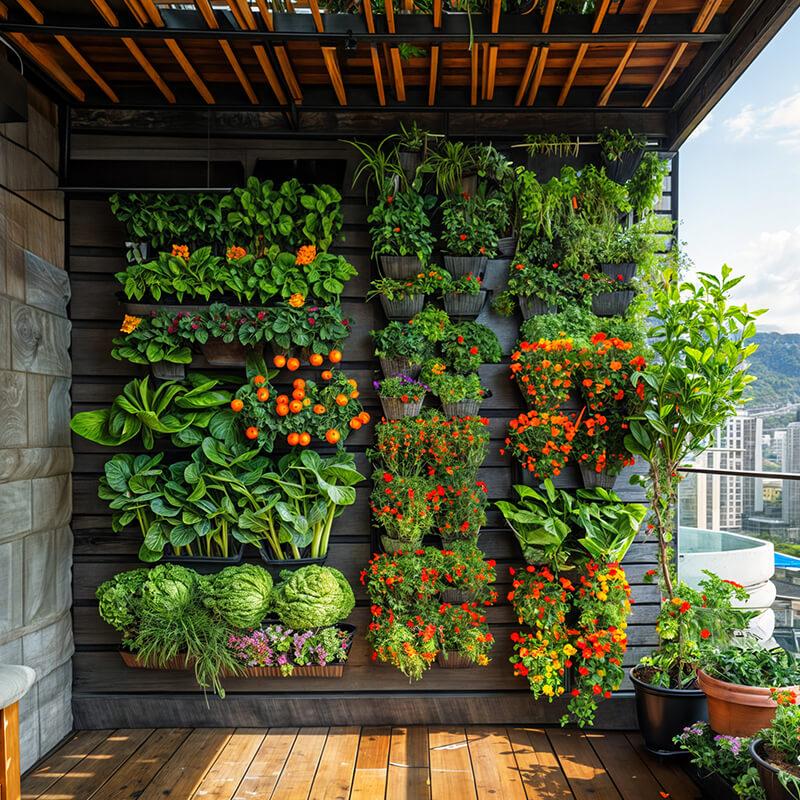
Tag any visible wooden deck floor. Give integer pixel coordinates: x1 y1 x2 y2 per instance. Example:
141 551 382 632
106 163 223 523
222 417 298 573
22 726 703 800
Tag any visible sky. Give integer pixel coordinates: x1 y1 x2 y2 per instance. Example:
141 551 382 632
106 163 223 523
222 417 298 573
679 11 800 333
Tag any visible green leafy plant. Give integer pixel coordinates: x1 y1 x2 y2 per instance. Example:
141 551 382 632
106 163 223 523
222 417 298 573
440 192 502 257
372 321 433 363
597 127 646 162
347 135 403 199
410 306 451 342
271 565 355 628
201 564 273 629
370 474 436 545
439 322 502 373
420 140 475 195
521 134 580 158
422 367 486 403
368 187 437 262
627 153 670 217
703 641 800 689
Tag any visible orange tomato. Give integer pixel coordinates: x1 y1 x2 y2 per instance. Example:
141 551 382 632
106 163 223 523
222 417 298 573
325 429 341 444
329 349 343 363
335 394 348 407
286 357 300 372
359 411 371 424
276 394 289 406
309 353 324 367
313 404 326 415
321 370 333 381
245 426 259 440
230 399 244 413
276 404 290 417
293 378 306 389
256 388 270 402
253 374 267 386
292 388 305 401
287 432 300 446
289 400 303 414
298 432 311 446
349 418 362 430
350 390 359 399
273 355 286 369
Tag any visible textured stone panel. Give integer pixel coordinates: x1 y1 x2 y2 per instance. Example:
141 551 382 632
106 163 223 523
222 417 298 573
0 447 72 483
0 479 31 538
31 473 71 531
47 377 71 446
0 295 9 369
36 661 72 763
0 369 27 447
11 301 71 376
17 684 40 772
0 538 23 635
21 613 73 680
23 527 73 625
24 251 70 316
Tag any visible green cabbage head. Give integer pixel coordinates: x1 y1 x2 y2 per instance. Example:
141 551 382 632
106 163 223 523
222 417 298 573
96 568 149 633
140 564 197 619
202 564 273 629
272 565 355 629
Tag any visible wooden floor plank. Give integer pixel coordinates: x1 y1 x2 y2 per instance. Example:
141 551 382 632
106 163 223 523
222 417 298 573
22 730 113 800
624 733 703 800
233 728 299 800
387 727 431 800
587 733 664 800
428 727 476 800
309 726 361 800
508 727 574 800
88 729 191 800
138 728 234 800
34 729 153 800
467 727 526 800
547 730 622 800
193 729 265 800
349 726 391 800
271 727 329 800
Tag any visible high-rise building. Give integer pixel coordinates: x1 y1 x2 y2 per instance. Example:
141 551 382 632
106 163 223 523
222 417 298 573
783 423 800 526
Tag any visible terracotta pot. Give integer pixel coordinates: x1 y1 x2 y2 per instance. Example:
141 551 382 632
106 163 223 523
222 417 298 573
696 668 797 737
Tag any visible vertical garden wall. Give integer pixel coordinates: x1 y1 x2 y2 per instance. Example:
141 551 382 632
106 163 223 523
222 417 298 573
68 132 671 727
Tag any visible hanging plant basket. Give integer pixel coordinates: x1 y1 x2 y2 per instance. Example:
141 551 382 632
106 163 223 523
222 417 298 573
257 546 327 578
441 397 483 417
162 543 246 574
380 533 423 553
379 294 425 320
443 290 488 321
602 149 645 184
379 356 422 379
497 235 517 258
380 255 423 279
443 255 488 277
601 262 637 282
379 395 425 420
578 463 619 490
398 150 422 182
201 340 252 367
436 651 477 669
591 290 635 318
526 146 595 182
151 361 186 381
439 587 478 604
519 296 557 319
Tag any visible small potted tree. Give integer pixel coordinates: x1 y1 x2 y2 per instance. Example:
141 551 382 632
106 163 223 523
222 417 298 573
625 265 763 754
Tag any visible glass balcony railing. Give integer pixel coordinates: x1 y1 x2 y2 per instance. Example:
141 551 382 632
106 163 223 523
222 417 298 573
677 466 800 651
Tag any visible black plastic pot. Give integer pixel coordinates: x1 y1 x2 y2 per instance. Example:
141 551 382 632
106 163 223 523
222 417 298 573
750 739 796 800
443 290 487 320
603 149 645 184
398 150 422 181
630 667 708 757
526 145 596 182
497 235 517 258
443 255 488 277
162 543 246 574
592 290 634 317
601 262 637 282
258 547 327 579
380 255 423 279
519 296 557 319
380 294 425 320
151 362 187 381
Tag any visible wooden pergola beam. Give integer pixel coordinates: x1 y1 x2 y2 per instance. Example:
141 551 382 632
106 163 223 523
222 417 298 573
485 0 500 100
253 44 288 104
558 0 611 106
362 0 386 105
428 44 439 105
321 46 347 105
526 0 555 106
7 32 85 100
384 0 406 101
470 43 478 106
515 45 538 105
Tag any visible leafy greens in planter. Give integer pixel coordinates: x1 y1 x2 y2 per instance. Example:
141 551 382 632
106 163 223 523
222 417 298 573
271 565 355 629
368 186 436 262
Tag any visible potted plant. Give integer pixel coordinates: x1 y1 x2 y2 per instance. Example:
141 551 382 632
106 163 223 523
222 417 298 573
397 121 438 181
623 266 762 752
368 270 445 320
373 374 429 419
436 603 494 669
370 474 435 552
441 271 487 320
590 272 636 317
440 192 500 276
427 479 489 544
508 336 578 409
112 313 193 380
439 321 502 374
519 134 592 182
698 642 800 738
368 186 437 278
437 543 498 604
627 152 671 217
502 409 580 483
496 247 561 319
423 364 488 417
597 127 647 184
372 321 433 378
420 139 477 196
750 690 800 800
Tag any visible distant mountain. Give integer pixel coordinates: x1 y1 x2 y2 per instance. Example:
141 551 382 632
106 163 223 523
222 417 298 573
745 332 800 409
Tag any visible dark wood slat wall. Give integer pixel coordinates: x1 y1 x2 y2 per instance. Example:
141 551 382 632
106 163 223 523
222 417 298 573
68 137 664 727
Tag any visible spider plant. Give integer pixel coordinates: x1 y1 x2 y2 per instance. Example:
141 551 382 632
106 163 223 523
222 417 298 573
420 140 476 195
346 134 404 200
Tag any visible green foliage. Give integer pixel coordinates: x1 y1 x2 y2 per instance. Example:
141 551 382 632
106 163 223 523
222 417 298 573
522 134 580 158
627 153 670 216
201 564 273 628
368 186 436 261
410 306 451 342
597 127 646 162
440 192 503 257
346 135 404 199
372 321 434 362
271 565 355 629
141 564 198 619
439 322 502 373
422 368 485 403
703 641 800 688
95 568 150 639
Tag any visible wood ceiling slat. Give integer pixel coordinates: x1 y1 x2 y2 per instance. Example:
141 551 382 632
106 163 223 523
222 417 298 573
557 0 611 105
308 0 324 31
7 32 85 99
514 46 538 104
253 44 288 103
362 0 386 105
137 0 165 26
433 0 442 28
15 0 41 23
254 0 273 30
428 43 439 104
470 43 478 105
526 0 555 105
123 0 149 25
122 37 176 101
321 46 347 104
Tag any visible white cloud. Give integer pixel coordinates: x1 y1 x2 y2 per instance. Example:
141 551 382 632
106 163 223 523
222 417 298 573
723 92 800 149
687 113 713 140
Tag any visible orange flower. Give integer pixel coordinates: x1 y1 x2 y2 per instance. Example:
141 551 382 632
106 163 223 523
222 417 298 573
120 314 142 334
171 244 189 259
288 293 305 308
295 244 317 265
226 245 246 260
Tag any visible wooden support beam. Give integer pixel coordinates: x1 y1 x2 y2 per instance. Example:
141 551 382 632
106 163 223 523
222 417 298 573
526 0 555 106
470 43 478 106
122 38 175 101
433 0 442 28
8 32 85 100
428 43 439 105
486 45 498 100
481 42 488 99
598 0 658 106
15 0 42 23
232 0 257 29
123 0 149 25
643 0 723 106
137 0 165 26
515 46 538 105
308 0 324 32
558 0 610 105
490 0 501 33
164 39 215 102
362 0 385 105
90 0 119 26
274 46 303 101
389 48 405 101
321 46 347 104
193 0 218 28
254 0 273 30
253 44 288 104
226 0 246 28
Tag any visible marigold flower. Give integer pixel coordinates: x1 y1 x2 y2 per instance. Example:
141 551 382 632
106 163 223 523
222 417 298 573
226 245 247 260
120 314 143 334
295 244 317 265
171 244 189 259
288 293 305 308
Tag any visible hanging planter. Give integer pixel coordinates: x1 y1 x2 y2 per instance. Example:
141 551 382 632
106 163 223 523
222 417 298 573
442 397 482 417
379 294 425 320
379 356 422 379
524 141 595 182
443 289 488 321
496 235 517 258
602 149 645 184
151 361 186 381
380 533 423 553
436 651 476 669
257 547 327 578
461 174 478 196
601 262 637 282
379 394 425 419
591 290 635 317
201 340 251 367
443 254 488 277
162 543 246 574
380 255 423 279
398 150 422 182
519 296 557 319
578 463 618 490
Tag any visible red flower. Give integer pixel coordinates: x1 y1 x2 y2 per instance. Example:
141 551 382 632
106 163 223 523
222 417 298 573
469 346 479 355
700 629 711 639
387 194 394 203
382 472 393 483
459 233 468 241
